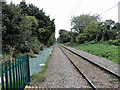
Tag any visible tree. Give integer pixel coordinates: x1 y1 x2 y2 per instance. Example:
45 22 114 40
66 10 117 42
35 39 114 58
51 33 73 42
71 14 100 33
83 21 98 41
2 2 22 54
57 29 71 43
76 33 87 44
96 19 116 41
2 1 56 56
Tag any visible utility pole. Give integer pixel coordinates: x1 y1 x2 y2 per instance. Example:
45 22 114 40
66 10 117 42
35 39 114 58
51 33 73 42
118 2 120 87
0 1 1 62
118 1 120 23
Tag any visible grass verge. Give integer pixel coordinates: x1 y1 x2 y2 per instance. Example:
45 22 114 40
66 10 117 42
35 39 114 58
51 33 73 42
62 42 118 64
31 49 53 84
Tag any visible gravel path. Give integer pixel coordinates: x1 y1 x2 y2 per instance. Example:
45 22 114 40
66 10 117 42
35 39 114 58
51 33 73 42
60 46 119 88
39 44 90 88
63 45 119 75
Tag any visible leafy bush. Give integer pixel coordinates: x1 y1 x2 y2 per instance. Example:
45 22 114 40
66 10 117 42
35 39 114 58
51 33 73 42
84 40 97 45
83 21 98 41
76 34 87 44
65 42 71 46
28 49 35 58
108 40 119 46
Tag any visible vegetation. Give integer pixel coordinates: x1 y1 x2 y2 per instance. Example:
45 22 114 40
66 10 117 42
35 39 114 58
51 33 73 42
31 53 52 84
71 14 100 33
57 29 78 43
2 1 55 58
75 41 118 63
58 14 120 63
62 41 118 63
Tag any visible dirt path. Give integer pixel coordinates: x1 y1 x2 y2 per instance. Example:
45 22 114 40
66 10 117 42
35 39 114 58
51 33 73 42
39 44 90 88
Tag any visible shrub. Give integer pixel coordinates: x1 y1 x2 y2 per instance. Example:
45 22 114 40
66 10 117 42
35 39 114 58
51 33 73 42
87 40 97 44
76 34 87 44
108 40 119 46
28 50 35 58
83 21 98 41
65 42 71 46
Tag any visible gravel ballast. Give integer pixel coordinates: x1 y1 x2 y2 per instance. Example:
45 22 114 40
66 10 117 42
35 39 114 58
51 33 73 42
63 45 119 75
60 46 119 88
39 44 90 88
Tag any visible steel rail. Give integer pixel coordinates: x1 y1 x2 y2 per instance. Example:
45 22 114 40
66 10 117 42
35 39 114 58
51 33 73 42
59 44 120 79
58 45 97 90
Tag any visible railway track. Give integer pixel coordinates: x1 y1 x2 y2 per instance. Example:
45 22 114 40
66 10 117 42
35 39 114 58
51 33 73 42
58 44 120 89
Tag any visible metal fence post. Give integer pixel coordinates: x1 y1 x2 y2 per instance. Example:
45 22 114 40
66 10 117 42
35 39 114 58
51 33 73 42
27 54 30 83
1 54 31 89
1 63 4 90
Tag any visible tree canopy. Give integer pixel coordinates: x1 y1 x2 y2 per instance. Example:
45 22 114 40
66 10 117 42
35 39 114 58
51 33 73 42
71 14 100 33
58 14 119 45
2 1 56 57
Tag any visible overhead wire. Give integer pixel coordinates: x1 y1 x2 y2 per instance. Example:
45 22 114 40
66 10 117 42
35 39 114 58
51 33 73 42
66 0 84 30
66 1 119 31
99 2 119 16
65 0 80 30
72 0 84 16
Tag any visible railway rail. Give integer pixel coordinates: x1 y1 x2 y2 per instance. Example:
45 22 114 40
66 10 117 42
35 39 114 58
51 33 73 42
58 44 120 89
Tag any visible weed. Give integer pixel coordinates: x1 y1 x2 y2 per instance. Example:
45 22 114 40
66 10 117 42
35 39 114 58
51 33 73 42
31 52 52 84
73 42 118 63
109 75 118 87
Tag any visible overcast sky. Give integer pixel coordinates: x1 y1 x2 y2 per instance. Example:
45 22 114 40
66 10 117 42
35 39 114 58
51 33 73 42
6 0 120 38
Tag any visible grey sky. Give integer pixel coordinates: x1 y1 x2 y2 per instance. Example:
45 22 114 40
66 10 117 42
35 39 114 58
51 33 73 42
6 0 120 38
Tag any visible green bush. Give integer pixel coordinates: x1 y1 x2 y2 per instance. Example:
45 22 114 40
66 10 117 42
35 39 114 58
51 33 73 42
85 40 97 45
83 21 98 41
76 34 87 44
28 50 35 58
65 42 71 46
108 40 119 46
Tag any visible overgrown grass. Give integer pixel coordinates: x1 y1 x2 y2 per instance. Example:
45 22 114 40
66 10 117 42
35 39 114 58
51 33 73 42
31 49 53 84
74 42 118 63
62 41 118 64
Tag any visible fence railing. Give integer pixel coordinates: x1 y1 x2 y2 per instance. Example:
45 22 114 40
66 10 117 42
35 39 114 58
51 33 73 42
1 54 30 89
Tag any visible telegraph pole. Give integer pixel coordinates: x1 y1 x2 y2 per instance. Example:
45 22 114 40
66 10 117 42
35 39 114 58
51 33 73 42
118 1 120 23
0 0 2 62
118 1 120 88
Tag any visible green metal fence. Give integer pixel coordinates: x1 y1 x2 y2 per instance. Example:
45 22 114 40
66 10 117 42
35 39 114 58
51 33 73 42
1 54 30 89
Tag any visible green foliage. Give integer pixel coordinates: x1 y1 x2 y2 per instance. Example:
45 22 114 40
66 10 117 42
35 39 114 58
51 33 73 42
63 42 71 46
96 20 117 41
108 40 119 46
41 54 51 74
31 53 52 84
83 21 98 41
76 33 87 44
2 1 55 57
32 73 46 84
28 49 35 58
75 42 118 63
57 29 71 43
71 14 100 33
